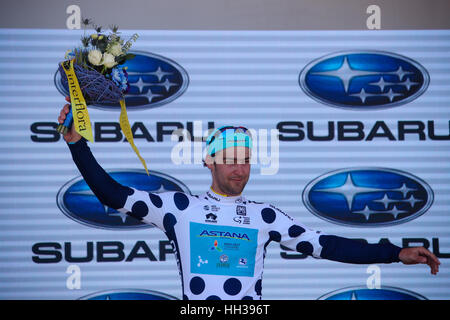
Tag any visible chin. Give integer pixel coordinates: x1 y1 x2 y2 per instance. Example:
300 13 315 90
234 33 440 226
229 183 246 195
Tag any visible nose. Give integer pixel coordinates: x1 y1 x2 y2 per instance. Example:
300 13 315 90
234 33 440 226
234 163 249 176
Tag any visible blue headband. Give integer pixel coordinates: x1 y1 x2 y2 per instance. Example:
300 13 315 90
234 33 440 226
206 126 253 156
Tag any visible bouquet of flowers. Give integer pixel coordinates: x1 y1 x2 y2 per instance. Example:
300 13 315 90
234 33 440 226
57 19 148 174
58 20 137 106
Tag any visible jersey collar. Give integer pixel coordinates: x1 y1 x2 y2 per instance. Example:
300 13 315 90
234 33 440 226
203 188 246 205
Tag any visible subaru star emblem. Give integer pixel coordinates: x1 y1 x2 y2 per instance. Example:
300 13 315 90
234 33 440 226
299 51 429 109
318 286 427 300
57 170 191 230
302 167 433 227
79 289 179 300
54 50 189 110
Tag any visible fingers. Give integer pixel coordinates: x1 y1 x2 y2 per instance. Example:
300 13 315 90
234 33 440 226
58 103 71 124
427 257 438 275
418 247 441 275
400 247 441 275
419 247 441 265
58 111 65 124
63 103 70 113
427 256 440 275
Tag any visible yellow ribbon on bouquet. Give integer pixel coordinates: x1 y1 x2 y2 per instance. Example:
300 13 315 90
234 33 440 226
60 59 149 175
119 99 149 175
60 59 93 142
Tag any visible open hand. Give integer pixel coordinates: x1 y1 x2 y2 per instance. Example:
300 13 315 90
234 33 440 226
399 247 441 275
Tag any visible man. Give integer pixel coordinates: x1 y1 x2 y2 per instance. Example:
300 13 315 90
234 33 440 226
58 100 440 300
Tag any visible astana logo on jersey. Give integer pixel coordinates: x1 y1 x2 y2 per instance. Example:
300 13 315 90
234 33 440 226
190 222 258 277
210 240 222 252
199 229 251 241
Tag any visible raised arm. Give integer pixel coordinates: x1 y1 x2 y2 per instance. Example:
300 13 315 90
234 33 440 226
58 99 166 228
58 99 133 210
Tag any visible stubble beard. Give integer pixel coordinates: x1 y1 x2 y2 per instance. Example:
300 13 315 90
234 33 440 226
222 176 248 196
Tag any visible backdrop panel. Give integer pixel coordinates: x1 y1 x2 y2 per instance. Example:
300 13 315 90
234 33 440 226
0 29 449 300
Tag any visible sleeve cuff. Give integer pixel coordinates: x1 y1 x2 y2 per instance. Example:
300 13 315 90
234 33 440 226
67 138 87 153
391 245 403 263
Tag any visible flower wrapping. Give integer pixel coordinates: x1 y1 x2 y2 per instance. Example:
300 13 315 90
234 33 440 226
58 63 123 104
57 20 148 174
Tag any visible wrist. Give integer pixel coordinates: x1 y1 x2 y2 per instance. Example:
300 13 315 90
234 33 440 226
67 137 85 147
394 246 403 263
66 137 82 144
398 248 404 261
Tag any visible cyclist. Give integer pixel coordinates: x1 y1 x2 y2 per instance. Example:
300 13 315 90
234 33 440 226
58 100 440 300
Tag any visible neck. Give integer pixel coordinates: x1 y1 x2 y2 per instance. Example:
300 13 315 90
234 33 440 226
209 186 240 197
205 187 245 204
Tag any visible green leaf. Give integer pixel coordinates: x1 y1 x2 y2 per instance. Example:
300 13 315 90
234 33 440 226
81 18 92 26
80 36 90 47
110 24 119 33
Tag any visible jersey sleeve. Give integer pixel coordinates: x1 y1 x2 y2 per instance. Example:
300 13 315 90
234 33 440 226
267 204 402 264
68 139 167 230
265 205 324 259
120 187 171 230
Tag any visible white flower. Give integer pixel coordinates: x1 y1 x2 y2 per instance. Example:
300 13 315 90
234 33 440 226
87 49 102 66
102 52 117 68
108 43 123 56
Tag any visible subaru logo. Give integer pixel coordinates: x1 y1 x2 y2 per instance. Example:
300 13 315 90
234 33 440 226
299 51 429 109
56 170 191 230
79 289 179 300
318 286 426 300
54 50 189 110
302 167 433 227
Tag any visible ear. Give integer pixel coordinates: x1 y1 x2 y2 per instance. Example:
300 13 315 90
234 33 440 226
204 154 214 170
